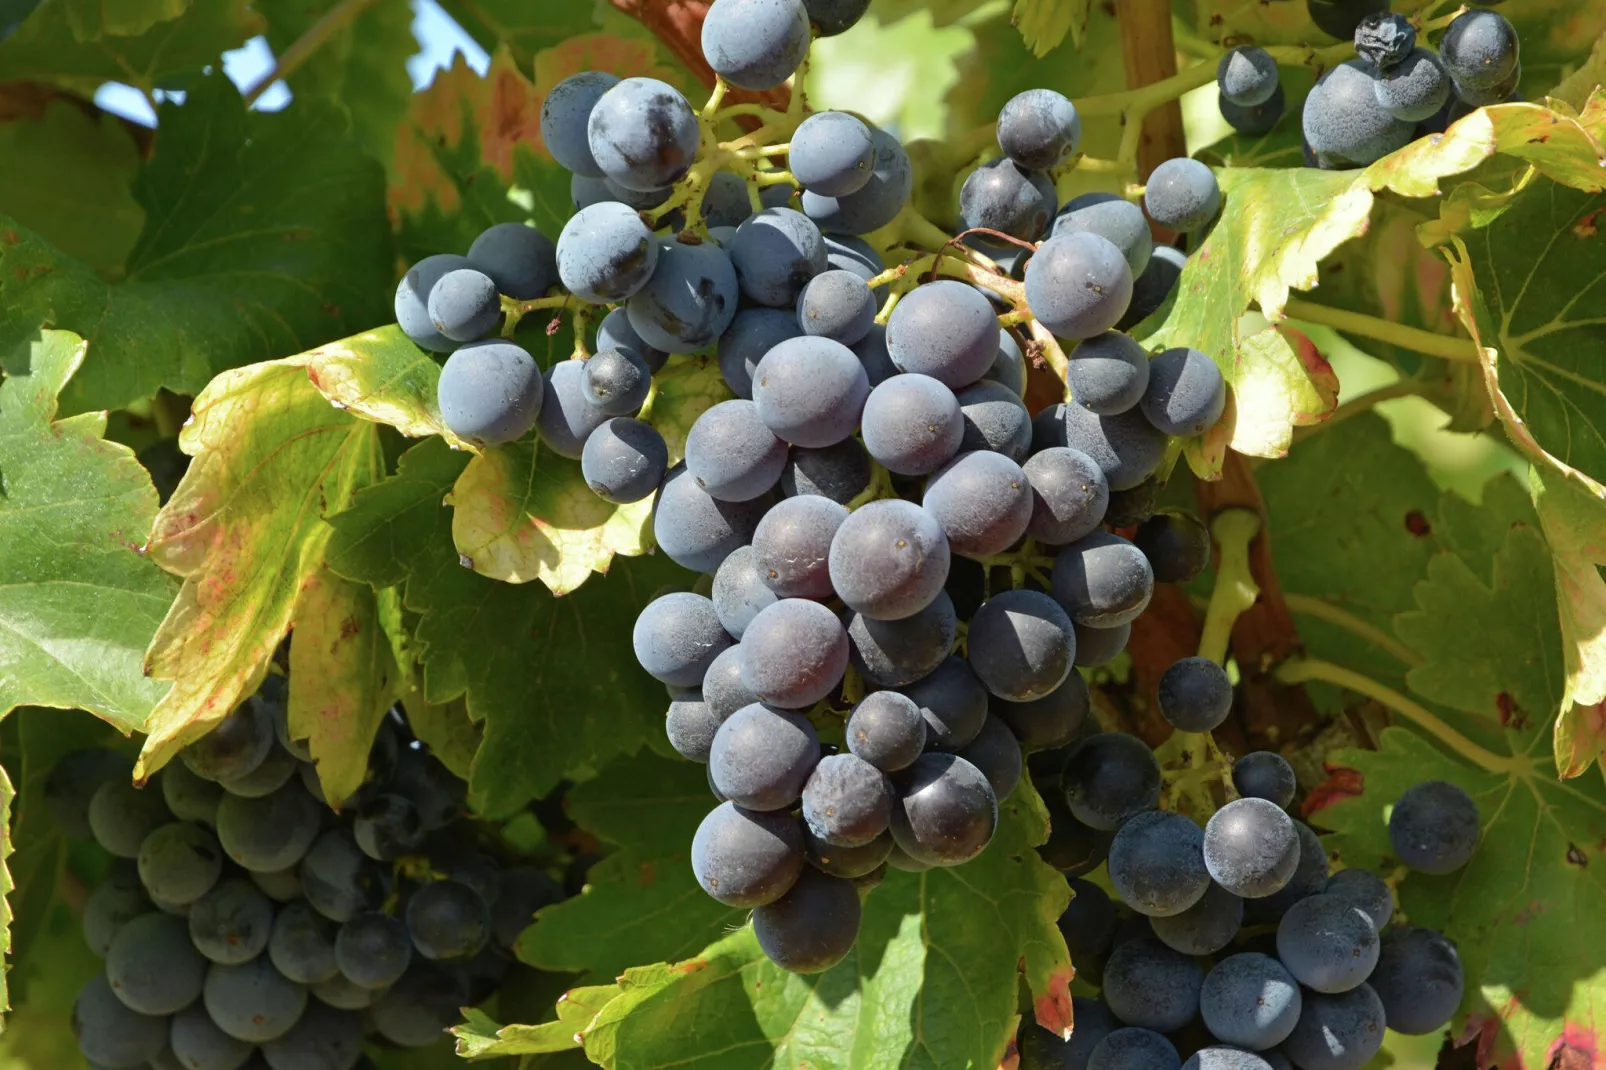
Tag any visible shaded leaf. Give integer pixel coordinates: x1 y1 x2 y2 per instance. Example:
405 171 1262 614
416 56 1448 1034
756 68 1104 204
404 695 480 783
1532 466 1606 777
1012 0 1090 55
0 329 176 729
60 0 190 39
434 0 598 68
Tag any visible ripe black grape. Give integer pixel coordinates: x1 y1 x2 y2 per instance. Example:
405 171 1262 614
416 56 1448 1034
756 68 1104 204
1102 937 1203 1032
1108 809 1210 917
1367 925 1463 1035
967 589 1076 702
1158 656 1233 732
1276 893 1380 992
1387 779 1480 874
1062 732 1161 831
802 753 894 847
406 880 492 961
751 866 862 973
691 801 805 906
847 591 957 687
790 111 877 197
708 703 820 811
888 752 997 866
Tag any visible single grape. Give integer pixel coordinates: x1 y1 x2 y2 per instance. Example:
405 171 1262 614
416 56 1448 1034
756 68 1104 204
804 828 892 879
955 714 1022 800
369 963 470 1047
595 306 668 372
1281 984 1385 1070
956 380 1033 461
74 973 168 1068
796 268 877 346
710 547 777 641
1057 879 1117 961
991 671 1090 749
302 832 386 922
541 71 619 176
718 306 803 399
1158 656 1233 732
1276 894 1380 993
533 359 607 459
1104 478 1159 529
216 782 320 872
1040 789 1115 877
802 753 894 847
752 335 870 448
168 1000 254 1070
84 863 153 957
847 590 956 687
270 901 341 985
829 498 951 620
1144 159 1221 232
1218 47 1279 106
1102 937 1203 1031
490 866 564 952
1220 84 1287 135
886 280 1000 388
218 741 298 799
106 912 206 1014
353 793 424 862
824 233 886 295
407 880 492 961
889 752 998 866
1141 347 1226 437
586 77 699 191
1088 1028 1182 1070
1020 996 1113 1070
1119 245 1186 331
1200 952 1302 1050
923 451 1033 559
205 957 308 1044
1317 870 1391 937
1150 880 1242 955
436 339 544 447
395 254 473 353
1388 779 1480 874
1068 332 1151 416
791 111 877 196
987 328 1028 397
582 417 668 504
1372 48 1450 122
626 238 741 353
446 853 503 908
690 800 804 906
900 655 989 749
861 373 967 476
1022 447 1109 547
1061 387 1170 490
699 169 754 230
311 971 381 1011
260 1001 364 1070
1052 531 1155 628
997 88 1081 170
335 912 412 989
1439 9 1518 91
959 158 1056 242
184 700 276 783
46 748 133 839
708 703 820 811
700 0 810 90
90 779 172 859
1134 511 1211 584
845 691 927 772
467 221 557 301
426 268 501 343
655 463 772 574
802 0 869 34
189 878 274 965
138 821 223 905
685 399 789 502
555 202 657 304
739 598 848 708
571 172 612 209
633 592 733 689
1302 61 1416 168
729 207 828 308
1062 732 1161 831
781 438 872 504
1026 231 1134 340
1350 11 1415 68
1108 809 1210 917
967 589 1076 702
1367 926 1463 1035
1232 751 1297 808
1185 1049 1277 1070
752 866 862 973
801 127 912 235
1074 621 1131 667
1053 193 1154 281
666 689 723 763
1204 797 1300 899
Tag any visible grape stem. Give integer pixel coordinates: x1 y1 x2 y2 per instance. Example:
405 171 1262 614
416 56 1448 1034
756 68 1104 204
1281 593 1426 668
1198 509 1261 664
1283 298 1481 363
1273 658 1534 775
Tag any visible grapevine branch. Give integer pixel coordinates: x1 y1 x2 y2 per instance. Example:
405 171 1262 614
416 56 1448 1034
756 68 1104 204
1284 299 1481 363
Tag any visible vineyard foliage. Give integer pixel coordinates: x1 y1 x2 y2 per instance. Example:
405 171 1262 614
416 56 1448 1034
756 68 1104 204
0 0 1605 1068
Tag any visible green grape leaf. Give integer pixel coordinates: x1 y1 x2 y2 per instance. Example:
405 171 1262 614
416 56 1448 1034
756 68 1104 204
569 780 1072 1069
259 0 415 168
403 695 481 783
325 438 687 816
59 0 190 39
0 0 259 94
0 329 176 729
1012 0 1090 55
434 0 597 67
138 357 383 780
453 1006 585 1058
516 753 743 983
1531 468 1606 778
0 74 392 414
0 98 142 276
1314 726 1606 1070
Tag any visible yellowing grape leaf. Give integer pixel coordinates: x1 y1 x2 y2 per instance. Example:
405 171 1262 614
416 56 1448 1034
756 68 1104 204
0 329 176 729
302 325 465 445
1532 467 1606 778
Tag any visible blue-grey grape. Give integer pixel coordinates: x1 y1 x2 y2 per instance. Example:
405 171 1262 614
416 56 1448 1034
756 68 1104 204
270 901 341 985
1205 797 1299 899
1135 510 1210 584
987 327 1027 396
1373 48 1450 122
1108 809 1210 917
301 831 386 923
701 169 754 229
407 880 491 961
395 254 473 353
667 688 723 763
691 800 805 906
626 238 740 352
729 206 828 307
1387 779 1479 874
804 828 891 878
205 957 308 1043
738 598 848 708
90 779 172 859
46 747 132 839
1281 984 1385 1070
1143 158 1221 232
1439 9 1518 91
1201 952 1302 1050
1052 531 1155 627
1305 0 1385 39
352 793 423 862
753 493 847 598
467 221 557 300
990 671 1089 749
138 821 222 905
956 379 1032 460
582 417 667 504
1104 477 1160 528
796 268 876 346
1151 880 1242 955
708 703 820 810
74 973 168 1068
1062 732 1160 831
852 321 899 386
1245 820 1328 925
1276 893 1379 992
556 201 658 303
886 280 999 388
1354 12 1416 68
1158 656 1233 732
1024 447 1109 546
1302 61 1415 168
369 964 469 1047
889 752 997 866
427 267 500 342
790 110 877 196
1232 751 1297 808
1323 868 1393 932
653 462 771 574
1103 937 1203 1031
829 499 950 620
335 912 412 988
711 547 777 640
571 172 612 210
310 971 380 1010
781 438 871 504
1088 1028 1182 1070
1075 621 1131 667
902 655 989 749
1025 231 1134 340
752 335 869 448
1186 1049 1276 1070
752 866 861 973
1141 347 1225 437
216 781 320 872
189 878 274 965
633 591 733 688
261 1001 364 1070
1069 332 1151 416
801 127 911 235
1218 47 1279 106
535 359 608 459
586 77 699 191
83 863 152 958
847 590 956 687
824 233 885 294
959 158 1055 242
183 700 275 783
685 399 789 502
997 88 1081 170
955 714 1022 800
1367 926 1462 1035
217 741 297 798
1054 193 1153 276
540 71 619 176
846 690 927 772
595 306 667 372
802 0 868 34
106 912 206 1014
718 306 801 398
438 339 543 447
923 451 1033 558
860 373 964 476
802 753 893 846
700 0 810 90
1060 878 1117 960
169 1000 253 1070
1119 244 1186 331
1220 84 1287 135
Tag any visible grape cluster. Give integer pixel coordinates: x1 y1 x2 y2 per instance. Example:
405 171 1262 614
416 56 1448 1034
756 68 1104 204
1212 7 1521 166
1022 742 1478 1070
46 681 567 1070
